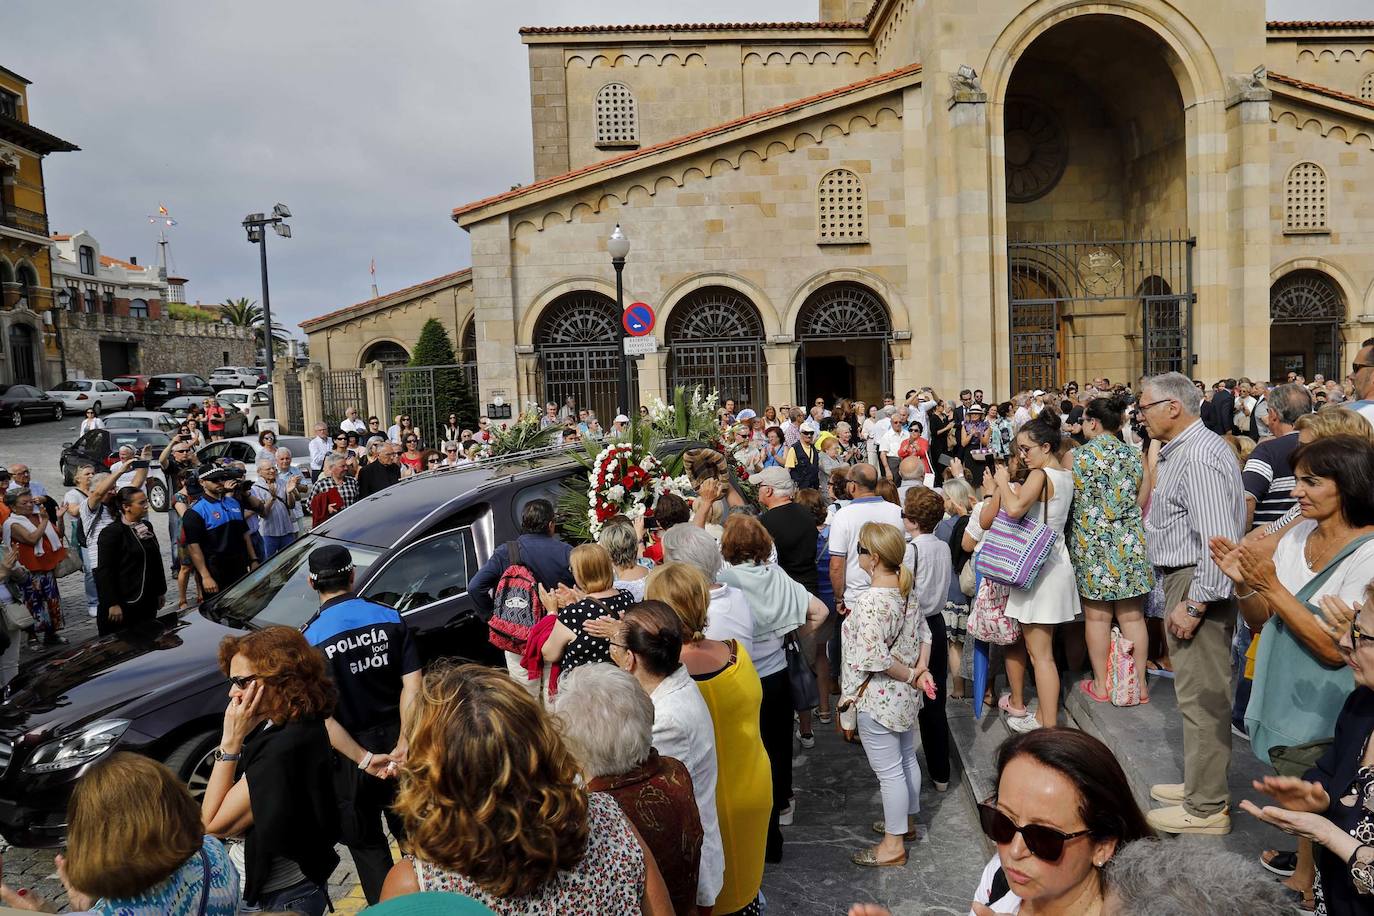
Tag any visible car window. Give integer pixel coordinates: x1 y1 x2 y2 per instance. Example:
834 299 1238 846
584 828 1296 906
228 443 256 463
361 528 473 614
252 392 270 406
113 432 168 452
76 431 104 452
12 387 37 398
199 443 228 462
208 537 383 628
112 377 134 386
511 478 569 531
189 376 207 387
52 381 84 392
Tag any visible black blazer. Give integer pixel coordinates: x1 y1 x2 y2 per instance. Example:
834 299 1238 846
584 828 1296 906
1305 686 1374 915
94 519 166 609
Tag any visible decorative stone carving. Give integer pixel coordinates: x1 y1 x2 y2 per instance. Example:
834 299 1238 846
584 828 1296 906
1079 247 1125 296
1226 64 1272 107
948 65 987 108
1003 99 1067 203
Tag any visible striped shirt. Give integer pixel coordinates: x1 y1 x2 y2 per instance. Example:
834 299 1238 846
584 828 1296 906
1144 418 1245 603
1242 432 1299 528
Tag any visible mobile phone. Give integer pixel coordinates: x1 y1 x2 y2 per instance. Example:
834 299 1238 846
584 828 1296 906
131 459 150 469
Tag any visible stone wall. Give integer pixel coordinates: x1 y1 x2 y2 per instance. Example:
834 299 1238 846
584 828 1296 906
56 312 254 379
1266 38 1374 100
303 275 474 371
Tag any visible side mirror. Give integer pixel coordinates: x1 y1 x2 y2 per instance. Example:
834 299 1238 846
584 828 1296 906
61 443 71 450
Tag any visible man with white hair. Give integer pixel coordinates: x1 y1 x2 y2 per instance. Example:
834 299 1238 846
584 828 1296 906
250 457 297 559
7 464 45 501
339 406 367 434
1138 371 1245 836
275 447 309 535
751 467 816 593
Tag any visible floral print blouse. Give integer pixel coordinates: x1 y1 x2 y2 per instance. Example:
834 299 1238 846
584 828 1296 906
841 586 931 732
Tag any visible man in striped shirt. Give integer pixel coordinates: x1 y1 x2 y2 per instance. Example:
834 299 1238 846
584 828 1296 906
1242 383 1311 529
1139 372 1246 836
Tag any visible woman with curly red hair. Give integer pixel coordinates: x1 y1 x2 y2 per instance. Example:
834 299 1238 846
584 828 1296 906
201 626 340 915
380 663 673 914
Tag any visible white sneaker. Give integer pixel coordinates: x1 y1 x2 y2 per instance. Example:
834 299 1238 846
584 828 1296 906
1006 713 1042 734
778 799 795 826
796 727 816 749
87 605 97 618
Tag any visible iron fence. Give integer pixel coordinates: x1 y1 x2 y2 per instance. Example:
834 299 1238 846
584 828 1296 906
539 344 633 426
283 369 304 435
385 363 479 447
321 369 367 431
669 341 766 411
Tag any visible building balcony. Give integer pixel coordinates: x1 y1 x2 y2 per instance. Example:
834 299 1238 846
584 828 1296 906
0 206 48 237
0 283 54 311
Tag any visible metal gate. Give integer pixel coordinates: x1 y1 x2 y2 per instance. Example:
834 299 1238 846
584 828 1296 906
540 345 632 426
384 364 477 447
321 369 367 431
1008 234 1194 392
283 368 304 435
669 341 765 410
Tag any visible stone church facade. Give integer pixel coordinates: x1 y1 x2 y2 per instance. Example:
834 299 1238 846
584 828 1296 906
303 1 1374 424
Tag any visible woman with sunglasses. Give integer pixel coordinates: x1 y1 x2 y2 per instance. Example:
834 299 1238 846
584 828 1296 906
255 428 278 461
420 449 443 473
1243 584 1374 915
969 728 1152 912
441 413 461 443
398 435 424 475
202 627 340 915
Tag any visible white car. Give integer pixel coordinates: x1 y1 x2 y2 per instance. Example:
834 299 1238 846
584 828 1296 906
197 435 314 483
208 366 259 390
45 379 135 415
215 388 273 432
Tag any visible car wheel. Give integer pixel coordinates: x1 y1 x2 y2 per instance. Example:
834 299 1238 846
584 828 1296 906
147 478 169 512
163 729 220 802
9 410 21 428
92 401 101 416
52 405 63 422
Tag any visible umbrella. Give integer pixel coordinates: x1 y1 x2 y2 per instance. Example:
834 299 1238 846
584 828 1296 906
973 639 990 719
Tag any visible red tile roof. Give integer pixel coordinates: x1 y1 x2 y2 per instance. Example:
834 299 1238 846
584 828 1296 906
1268 71 1374 113
300 268 472 330
520 20 864 35
49 233 71 241
1267 20 1374 30
452 62 922 220
99 255 143 271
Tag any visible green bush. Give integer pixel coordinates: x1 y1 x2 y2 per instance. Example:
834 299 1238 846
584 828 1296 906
408 319 479 437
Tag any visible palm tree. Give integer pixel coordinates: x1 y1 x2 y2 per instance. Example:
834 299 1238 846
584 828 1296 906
219 297 290 356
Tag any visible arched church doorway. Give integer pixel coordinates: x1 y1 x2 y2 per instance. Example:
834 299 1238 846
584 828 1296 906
534 291 634 422
794 282 892 406
1269 271 1344 382
666 286 767 409
1003 15 1193 390
360 340 409 369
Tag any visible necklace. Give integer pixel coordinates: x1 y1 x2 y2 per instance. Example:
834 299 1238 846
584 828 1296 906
1304 527 1347 571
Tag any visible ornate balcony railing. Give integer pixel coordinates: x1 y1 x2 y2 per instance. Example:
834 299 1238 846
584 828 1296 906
0 206 49 237
0 283 54 311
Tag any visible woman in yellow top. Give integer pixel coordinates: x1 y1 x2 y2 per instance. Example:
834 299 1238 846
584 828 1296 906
646 562 771 916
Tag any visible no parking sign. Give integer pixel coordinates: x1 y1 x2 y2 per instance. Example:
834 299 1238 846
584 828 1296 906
623 302 654 336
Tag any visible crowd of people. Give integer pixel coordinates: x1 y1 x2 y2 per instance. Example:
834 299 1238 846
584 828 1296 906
3 358 1374 913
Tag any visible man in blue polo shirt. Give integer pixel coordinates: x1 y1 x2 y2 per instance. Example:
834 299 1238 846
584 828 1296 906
181 465 259 595
302 544 421 905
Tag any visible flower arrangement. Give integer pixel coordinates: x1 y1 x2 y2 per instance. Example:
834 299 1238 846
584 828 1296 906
586 441 692 538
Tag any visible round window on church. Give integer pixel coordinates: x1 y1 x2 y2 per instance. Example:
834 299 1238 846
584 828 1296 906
1004 98 1068 204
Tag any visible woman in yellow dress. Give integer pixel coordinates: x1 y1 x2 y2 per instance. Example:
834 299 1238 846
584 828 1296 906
646 562 772 916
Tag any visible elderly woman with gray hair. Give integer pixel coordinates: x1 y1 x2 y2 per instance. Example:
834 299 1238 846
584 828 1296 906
249 457 298 560
558 662 706 916
600 518 649 601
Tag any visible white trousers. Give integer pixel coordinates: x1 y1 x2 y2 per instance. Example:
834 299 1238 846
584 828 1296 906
504 650 542 699
858 711 922 835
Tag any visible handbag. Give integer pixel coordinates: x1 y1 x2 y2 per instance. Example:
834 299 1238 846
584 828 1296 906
3 600 31 631
1107 627 1141 706
836 610 905 742
975 473 1058 589
959 560 977 599
967 576 1020 645
53 549 82 578
784 632 819 713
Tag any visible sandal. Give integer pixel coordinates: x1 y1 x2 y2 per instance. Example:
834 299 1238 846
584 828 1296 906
1147 660 1175 679
1261 849 1298 878
998 693 1029 718
851 847 908 867
815 707 832 725
1078 679 1110 703
871 820 918 841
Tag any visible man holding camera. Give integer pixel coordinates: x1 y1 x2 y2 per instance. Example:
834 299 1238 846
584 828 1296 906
181 465 262 595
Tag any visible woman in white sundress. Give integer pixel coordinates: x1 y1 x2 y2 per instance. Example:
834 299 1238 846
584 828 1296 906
981 411 1081 733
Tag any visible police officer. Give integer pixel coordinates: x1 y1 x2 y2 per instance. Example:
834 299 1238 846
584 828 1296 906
180 465 259 595
301 545 421 905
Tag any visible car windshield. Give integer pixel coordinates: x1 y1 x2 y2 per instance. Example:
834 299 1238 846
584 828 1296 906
103 418 147 429
52 381 88 392
112 377 136 386
204 536 382 628
112 432 169 452
222 392 246 404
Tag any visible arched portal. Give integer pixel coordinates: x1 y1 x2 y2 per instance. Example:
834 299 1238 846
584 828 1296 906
360 340 410 369
794 282 892 406
666 286 767 409
1269 271 1345 382
459 318 479 395
533 291 634 422
1003 15 1192 390
8 323 36 387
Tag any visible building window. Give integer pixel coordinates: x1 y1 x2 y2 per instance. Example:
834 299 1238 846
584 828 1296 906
1362 72 1374 101
817 168 868 243
594 83 639 148
0 90 16 120
78 245 95 275
84 289 97 314
1284 162 1328 234
103 290 115 314
66 285 79 310
129 298 149 318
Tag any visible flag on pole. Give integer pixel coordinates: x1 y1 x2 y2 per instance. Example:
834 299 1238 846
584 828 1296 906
158 203 169 216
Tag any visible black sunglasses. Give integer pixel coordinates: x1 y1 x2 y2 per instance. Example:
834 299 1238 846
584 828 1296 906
977 802 1091 862
857 545 870 556
228 674 260 690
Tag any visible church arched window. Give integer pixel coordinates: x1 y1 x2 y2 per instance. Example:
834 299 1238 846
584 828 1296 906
595 83 638 148
817 169 867 243
1284 161 1328 233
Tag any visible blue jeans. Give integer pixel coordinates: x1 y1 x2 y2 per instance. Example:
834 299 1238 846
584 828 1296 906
250 879 329 915
262 533 295 560
81 555 98 611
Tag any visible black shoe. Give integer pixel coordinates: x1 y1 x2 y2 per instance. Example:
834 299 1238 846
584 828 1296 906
1262 850 1298 878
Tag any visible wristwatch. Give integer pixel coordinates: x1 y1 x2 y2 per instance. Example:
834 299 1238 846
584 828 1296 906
213 748 241 762
1184 602 1205 619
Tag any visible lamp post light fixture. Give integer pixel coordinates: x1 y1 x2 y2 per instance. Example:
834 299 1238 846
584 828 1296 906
242 204 292 384
608 223 631 415
51 289 69 381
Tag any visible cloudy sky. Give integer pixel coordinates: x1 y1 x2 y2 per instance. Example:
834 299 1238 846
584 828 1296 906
4 0 1367 336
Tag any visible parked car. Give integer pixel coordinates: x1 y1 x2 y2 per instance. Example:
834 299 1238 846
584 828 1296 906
159 396 250 438
98 411 180 434
144 374 214 410
214 388 272 433
0 386 64 427
197 435 313 481
59 428 172 510
0 441 694 846
44 379 135 416
110 375 150 407
207 367 259 390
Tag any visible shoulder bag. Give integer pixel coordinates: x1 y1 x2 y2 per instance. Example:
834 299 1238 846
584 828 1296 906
785 632 819 713
836 590 910 742
968 576 1019 645
975 472 1058 590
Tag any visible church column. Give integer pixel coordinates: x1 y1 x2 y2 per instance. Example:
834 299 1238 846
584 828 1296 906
636 347 667 409
469 217 521 414
764 340 798 409
1225 69 1273 381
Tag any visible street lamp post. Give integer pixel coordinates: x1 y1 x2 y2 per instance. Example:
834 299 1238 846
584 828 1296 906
242 204 292 383
608 224 631 415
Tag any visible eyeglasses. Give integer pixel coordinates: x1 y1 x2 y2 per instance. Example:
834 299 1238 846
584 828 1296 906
334 436 347 442
228 674 260 690
977 802 1091 862
1352 362 1374 375
1350 619 1374 648
1136 398 1176 412
857 545 870 556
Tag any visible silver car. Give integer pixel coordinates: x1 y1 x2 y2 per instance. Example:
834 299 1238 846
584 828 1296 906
45 379 135 415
